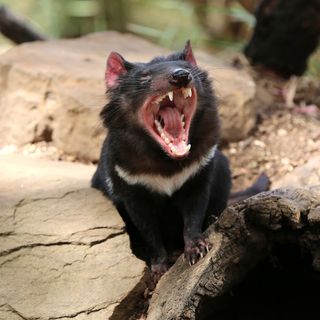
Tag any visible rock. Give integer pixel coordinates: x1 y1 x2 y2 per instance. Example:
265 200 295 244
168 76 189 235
212 67 256 142
0 32 256 161
272 156 320 189
0 154 146 320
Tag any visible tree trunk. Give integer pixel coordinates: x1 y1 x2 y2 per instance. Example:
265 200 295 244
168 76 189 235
147 186 320 319
103 0 128 32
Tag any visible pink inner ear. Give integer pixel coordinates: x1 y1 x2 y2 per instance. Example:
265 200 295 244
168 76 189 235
184 41 197 66
105 52 126 88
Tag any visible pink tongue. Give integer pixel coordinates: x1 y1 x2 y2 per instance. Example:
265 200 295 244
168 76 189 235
158 107 182 138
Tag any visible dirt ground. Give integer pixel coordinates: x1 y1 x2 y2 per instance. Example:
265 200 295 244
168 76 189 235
224 74 320 192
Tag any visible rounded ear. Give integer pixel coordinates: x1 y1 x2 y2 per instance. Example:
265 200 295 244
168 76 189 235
183 40 197 66
105 52 127 89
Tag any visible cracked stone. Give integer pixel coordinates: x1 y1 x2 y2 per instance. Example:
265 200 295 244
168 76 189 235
0 154 146 320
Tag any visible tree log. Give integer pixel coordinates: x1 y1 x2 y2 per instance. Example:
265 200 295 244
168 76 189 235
0 5 48 44
146 186 320 320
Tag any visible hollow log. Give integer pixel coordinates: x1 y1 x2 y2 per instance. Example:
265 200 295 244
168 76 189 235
146 186 320 320
0 5 47 44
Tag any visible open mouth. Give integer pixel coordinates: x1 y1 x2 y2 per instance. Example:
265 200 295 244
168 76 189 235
140 87 197 159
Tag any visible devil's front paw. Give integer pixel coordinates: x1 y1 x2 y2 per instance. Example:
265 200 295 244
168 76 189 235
145 260 169 297
184 237 212 266
149 260 169 289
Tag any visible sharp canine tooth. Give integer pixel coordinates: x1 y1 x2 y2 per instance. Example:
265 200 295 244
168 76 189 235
182 88 192 99
181 114 185 121
168 91 173 101
182 88 188 99
186 144 191 151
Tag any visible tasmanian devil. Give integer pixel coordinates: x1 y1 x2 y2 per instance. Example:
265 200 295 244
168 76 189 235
92 41 232 283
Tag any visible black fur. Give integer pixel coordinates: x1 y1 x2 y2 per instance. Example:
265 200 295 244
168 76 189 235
244 0 320 78
92 45 231 282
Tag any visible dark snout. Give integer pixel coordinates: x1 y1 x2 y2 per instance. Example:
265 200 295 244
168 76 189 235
169 68 192 88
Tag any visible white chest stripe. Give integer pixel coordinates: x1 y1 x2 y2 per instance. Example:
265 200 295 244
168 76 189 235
114 145 217 196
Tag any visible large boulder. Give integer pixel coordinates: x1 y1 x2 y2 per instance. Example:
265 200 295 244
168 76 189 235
0 154 146 320
0 32 256 161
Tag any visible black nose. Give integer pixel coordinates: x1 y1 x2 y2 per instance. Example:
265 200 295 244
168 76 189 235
169 69 192 87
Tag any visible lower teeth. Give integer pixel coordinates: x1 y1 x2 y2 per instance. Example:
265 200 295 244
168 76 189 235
154 116 189 153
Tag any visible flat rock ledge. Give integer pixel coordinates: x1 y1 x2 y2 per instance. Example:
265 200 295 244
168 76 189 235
0 154 147 320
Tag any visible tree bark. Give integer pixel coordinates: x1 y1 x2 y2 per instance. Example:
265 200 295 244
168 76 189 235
146 186 320 320
103 0 128 33
0 5 48 44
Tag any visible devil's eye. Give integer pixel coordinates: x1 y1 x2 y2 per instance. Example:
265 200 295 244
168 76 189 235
140 70 152 83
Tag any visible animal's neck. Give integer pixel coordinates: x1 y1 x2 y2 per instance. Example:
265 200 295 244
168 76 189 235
114 144 217 196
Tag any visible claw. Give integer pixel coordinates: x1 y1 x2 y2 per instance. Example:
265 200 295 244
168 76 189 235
185 237 212 266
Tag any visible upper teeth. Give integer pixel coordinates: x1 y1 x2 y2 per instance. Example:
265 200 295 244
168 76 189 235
182 88 192 99
155 91 174 104
154 88 192 105
155 96 165 104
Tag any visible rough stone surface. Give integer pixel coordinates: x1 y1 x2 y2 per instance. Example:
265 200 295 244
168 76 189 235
272 156 320 189
0 154 146 320
211 66 256 143
0 32 256 161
